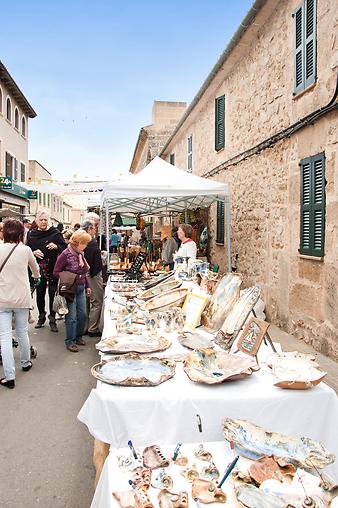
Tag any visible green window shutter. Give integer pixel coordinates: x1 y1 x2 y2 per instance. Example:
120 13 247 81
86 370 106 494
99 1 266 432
169 153 175 166
304 0 316 87
216 200 225 244
215 95 225 151
300 153 325 256
294 4 304 93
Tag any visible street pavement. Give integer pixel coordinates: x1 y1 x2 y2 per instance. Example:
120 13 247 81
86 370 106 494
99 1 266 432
0 316 98 507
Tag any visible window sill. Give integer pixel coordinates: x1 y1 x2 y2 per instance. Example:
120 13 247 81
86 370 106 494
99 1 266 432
5 118 12 125
299 254 324 262
214 147 225 154
215 242 225 246
293 81 316 100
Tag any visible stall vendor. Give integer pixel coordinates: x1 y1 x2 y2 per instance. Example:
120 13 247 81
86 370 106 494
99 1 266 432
176 224 197 259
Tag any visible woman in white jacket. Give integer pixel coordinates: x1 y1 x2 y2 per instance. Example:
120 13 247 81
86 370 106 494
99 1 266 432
0 219 40 389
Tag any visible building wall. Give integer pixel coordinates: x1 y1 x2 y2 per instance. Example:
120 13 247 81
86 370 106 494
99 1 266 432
0 80 28 181
161 0 338 358
28 160 52 183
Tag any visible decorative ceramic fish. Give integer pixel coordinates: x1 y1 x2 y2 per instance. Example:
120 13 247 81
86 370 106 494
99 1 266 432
223 419 335 469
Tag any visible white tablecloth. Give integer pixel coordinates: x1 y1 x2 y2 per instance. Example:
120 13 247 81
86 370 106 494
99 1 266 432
79 283 338 482
91 441 252 508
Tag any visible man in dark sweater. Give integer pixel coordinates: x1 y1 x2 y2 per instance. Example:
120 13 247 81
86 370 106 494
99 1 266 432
27 210 67 332
82 220 103 337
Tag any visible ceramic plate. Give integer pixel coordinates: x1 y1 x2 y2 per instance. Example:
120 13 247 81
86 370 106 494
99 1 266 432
95 334 171 354
91 353 176 386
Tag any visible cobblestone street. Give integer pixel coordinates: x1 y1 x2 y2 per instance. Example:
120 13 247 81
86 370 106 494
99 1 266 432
0 318 97 508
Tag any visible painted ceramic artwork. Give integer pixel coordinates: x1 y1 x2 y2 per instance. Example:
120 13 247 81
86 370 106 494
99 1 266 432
158 489 188 508
178 332 214 350
183 348 256 384
223 418 335 469
215 286 261 350
91 354 176 386
202 273 242 332
95 334 171 355
267 351 327 389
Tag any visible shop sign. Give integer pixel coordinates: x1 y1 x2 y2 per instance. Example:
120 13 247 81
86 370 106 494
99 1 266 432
0 176 13 190
27 190 38 199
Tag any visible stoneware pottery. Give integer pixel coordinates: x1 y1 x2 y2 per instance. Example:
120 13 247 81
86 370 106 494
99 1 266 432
117 451 143 472
142 288 189 312
178 332 214 350
223 418 335 469
158 489 188 508
113 490 136 508
143 271 175 290
201 462 220 480
194 443 213 462
131 466 152 490
151 468 173 490
95 334 171 355
91 354 176 387
143 445 170 469
191 479 227 504
139 279 182 300
248 456 296 485
183 348 256 384
268 351 326 389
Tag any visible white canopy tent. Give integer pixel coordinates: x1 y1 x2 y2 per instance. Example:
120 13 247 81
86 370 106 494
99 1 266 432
100 157 231 271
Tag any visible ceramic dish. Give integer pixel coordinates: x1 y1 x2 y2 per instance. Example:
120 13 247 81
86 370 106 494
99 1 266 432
178 332 214 350
139 279 182 300
142 288 189 312
91 353 176 386
95 334 171 354
142 271 175 290
268 351 326 389
183 348 256 384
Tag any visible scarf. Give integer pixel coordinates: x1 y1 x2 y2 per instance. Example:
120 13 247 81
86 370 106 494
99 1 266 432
69 245 89 270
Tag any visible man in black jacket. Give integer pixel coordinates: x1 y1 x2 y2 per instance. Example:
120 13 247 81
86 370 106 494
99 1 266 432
27 210 67 332
82 220 103 337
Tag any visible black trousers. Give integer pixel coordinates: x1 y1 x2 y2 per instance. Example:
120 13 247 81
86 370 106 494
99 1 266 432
36 277 58 322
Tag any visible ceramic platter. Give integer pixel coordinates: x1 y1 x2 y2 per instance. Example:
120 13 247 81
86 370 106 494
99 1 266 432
142 271 175 290
95 334 171 354
183 348 256 384
142 288 189 312
91 353 176 386
178 332 214 350
138 279 182 300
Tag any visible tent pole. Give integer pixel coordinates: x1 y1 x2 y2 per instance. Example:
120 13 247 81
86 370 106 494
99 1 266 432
184 202 188 223
99 207 103 250
105 205 110 268
225 194 231 273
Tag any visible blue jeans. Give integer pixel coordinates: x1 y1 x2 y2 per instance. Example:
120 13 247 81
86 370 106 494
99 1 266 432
0 308 31 380
64 285 86 347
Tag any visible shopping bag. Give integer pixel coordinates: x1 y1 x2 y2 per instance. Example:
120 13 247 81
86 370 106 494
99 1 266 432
53 294 69 315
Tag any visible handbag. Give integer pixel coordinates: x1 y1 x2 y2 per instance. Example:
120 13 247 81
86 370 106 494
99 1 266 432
58 270 78 303
0 243 19 273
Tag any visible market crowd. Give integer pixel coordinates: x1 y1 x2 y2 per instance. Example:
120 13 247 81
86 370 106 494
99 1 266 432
0 211 197 390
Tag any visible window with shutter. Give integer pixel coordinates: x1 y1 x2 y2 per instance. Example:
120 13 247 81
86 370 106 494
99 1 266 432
169 153 175 166
294 0 316 94
216 200 225 244
300 153 325 257
215 95 225 151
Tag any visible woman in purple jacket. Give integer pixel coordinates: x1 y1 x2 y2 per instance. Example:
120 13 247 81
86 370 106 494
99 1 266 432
54 229 92 352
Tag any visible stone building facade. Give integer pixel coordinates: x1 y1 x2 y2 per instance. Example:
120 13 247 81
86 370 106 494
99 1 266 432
130 101 186 174
160 0 338 358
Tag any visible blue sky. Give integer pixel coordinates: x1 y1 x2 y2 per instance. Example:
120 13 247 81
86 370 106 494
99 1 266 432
1 0 252 179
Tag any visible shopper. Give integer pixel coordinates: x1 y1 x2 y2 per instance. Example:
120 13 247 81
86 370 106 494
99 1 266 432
53 229 92 352
0 219 40 388
27 209 67 332
83 212 100 234
110 229 119 253
0 222 3 243
82 220 103 337
176 224 197 259
22 218 31 243
161 230 177 270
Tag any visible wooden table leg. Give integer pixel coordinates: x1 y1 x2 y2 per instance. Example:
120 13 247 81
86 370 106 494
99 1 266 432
93 439 110 488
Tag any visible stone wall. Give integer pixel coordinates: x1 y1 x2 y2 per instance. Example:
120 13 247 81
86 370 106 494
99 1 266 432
161 0 338 358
